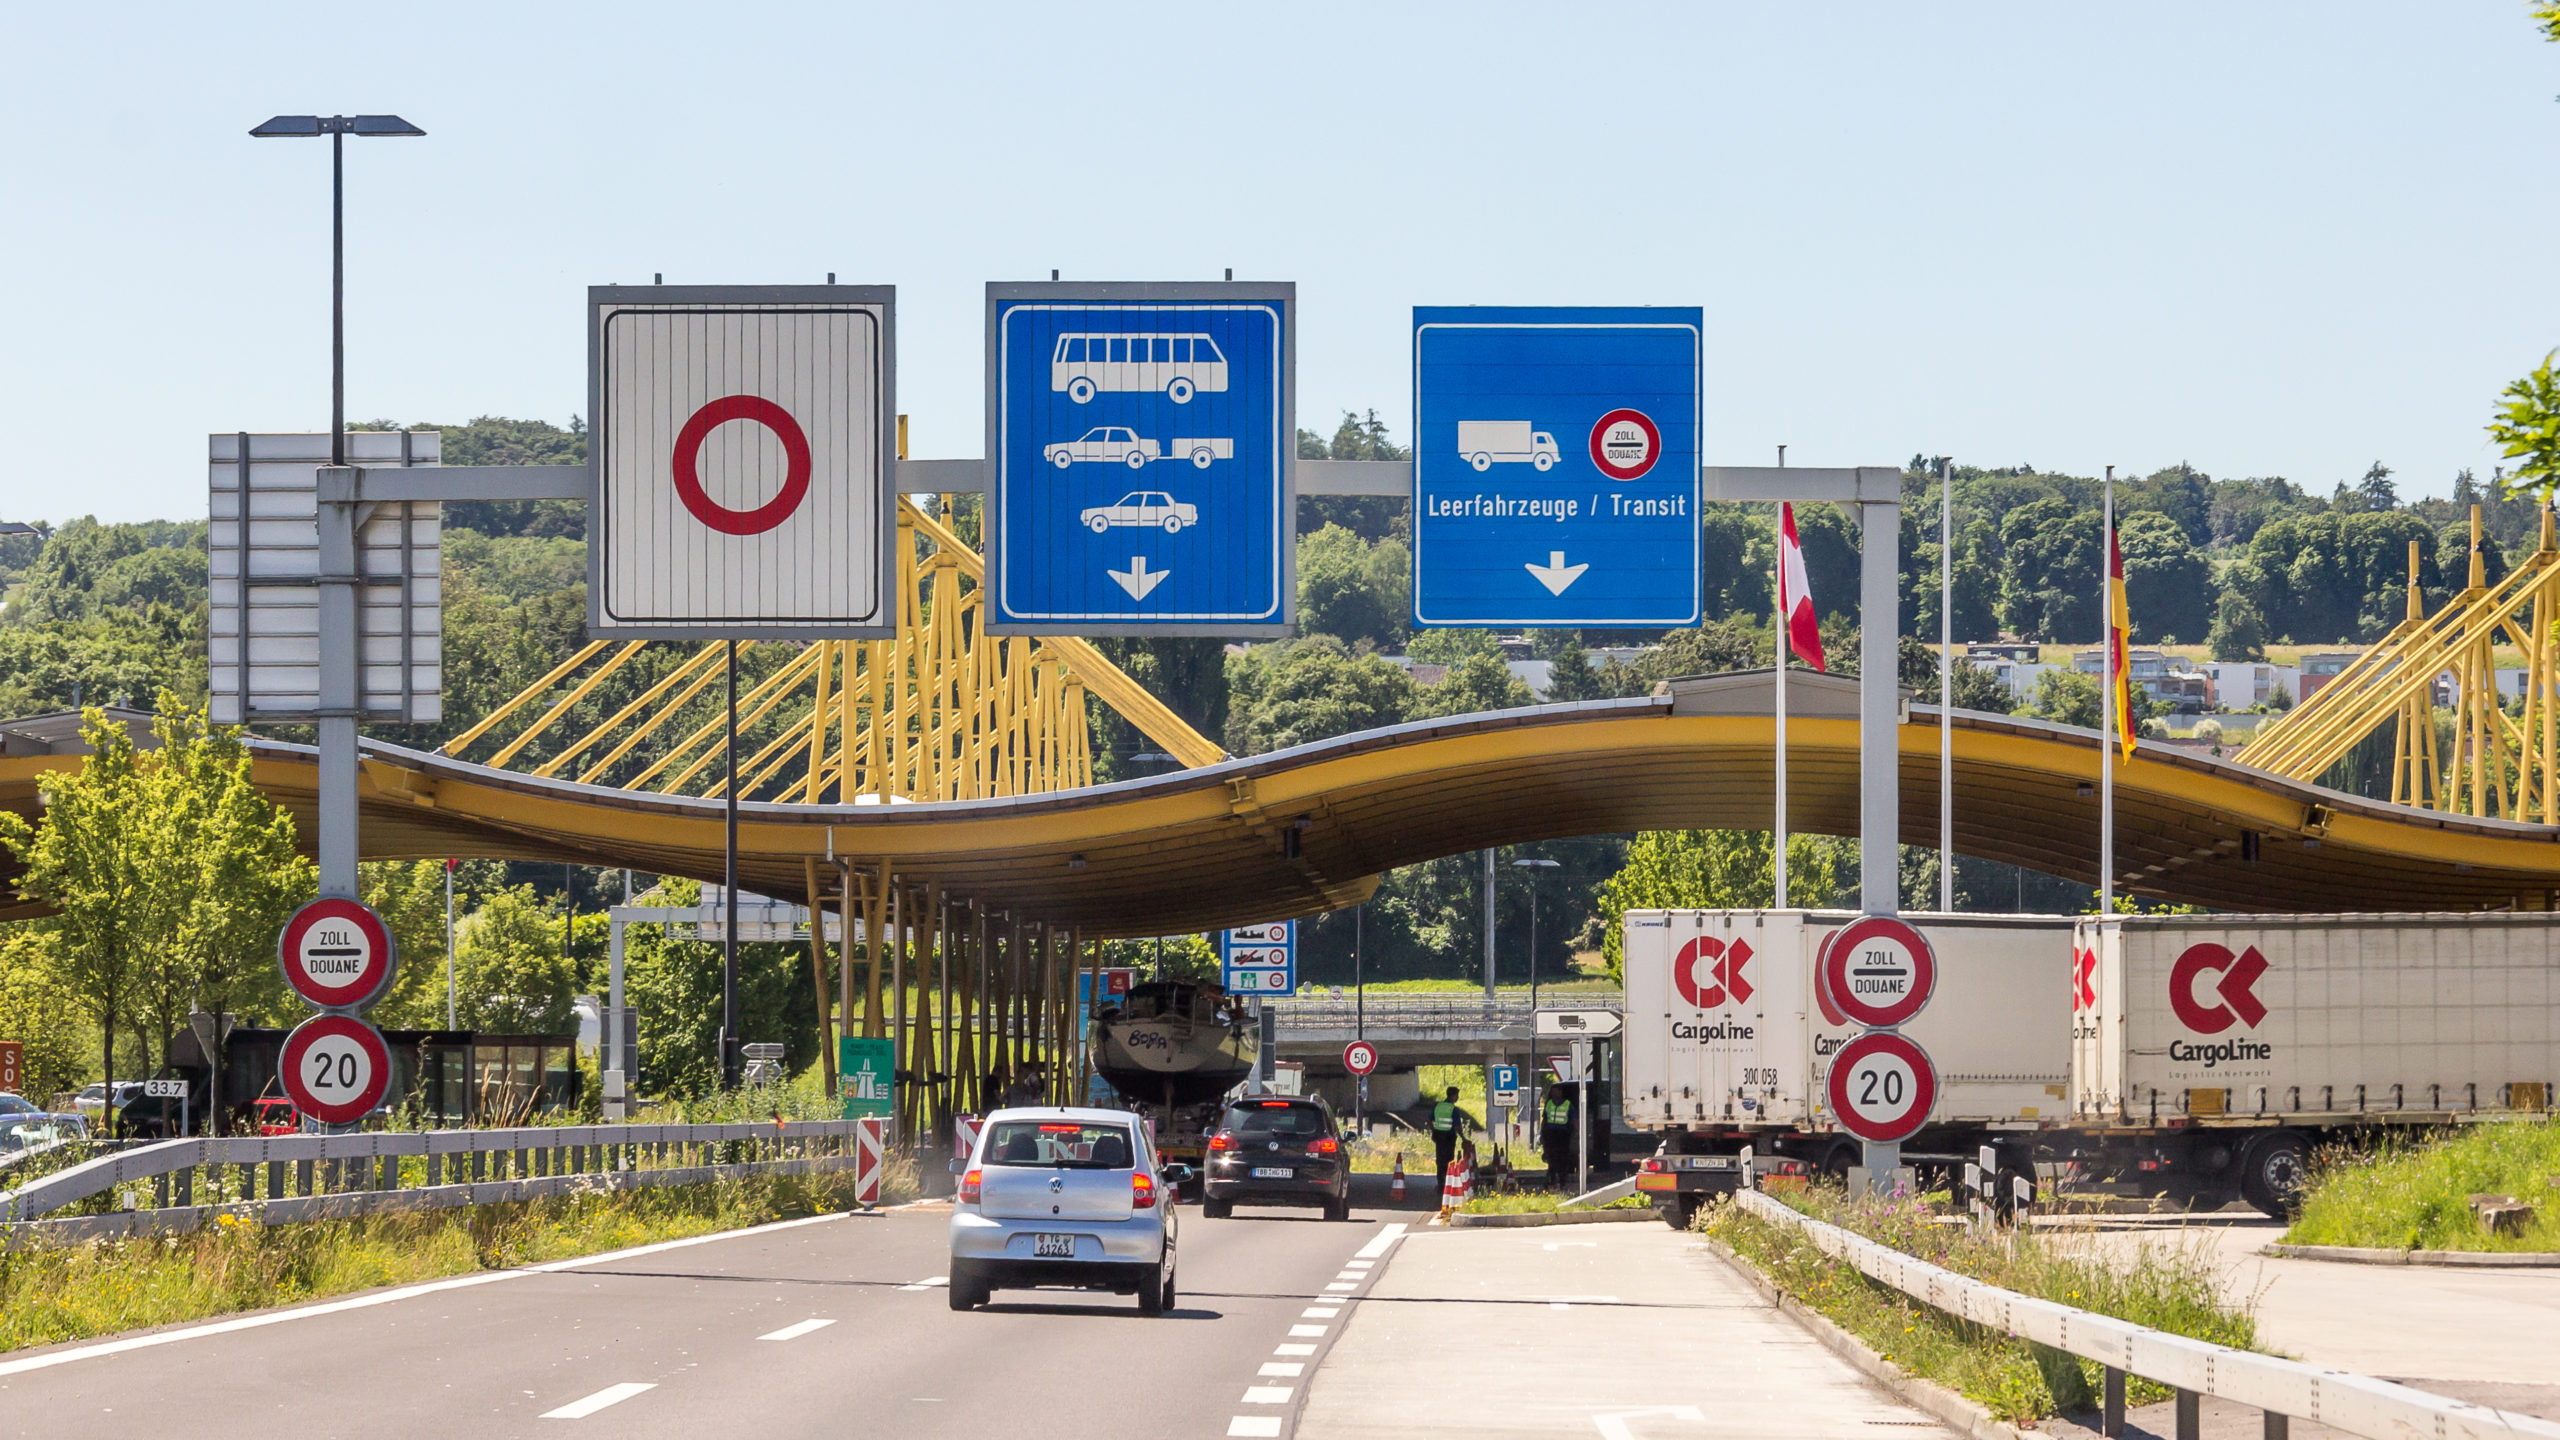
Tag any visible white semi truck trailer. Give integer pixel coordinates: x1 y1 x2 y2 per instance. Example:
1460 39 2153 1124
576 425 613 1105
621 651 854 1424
1620 909 2560 1226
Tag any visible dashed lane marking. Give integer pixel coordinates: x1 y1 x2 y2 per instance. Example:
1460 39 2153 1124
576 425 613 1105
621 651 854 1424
1258 1362 1306 1378
758 1319 836 1341
1242 1387 1293 1404
1323 1282 1357 1291
1274 1344 1316 1356
1301 1306 1340 1319
898 1275 949 1291
1227 1419 1282 1438
541 1383 656 1420
1353 1223 1407 1259
1288 1324 1326 1337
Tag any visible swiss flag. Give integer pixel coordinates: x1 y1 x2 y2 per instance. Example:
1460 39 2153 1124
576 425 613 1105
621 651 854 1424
1779 503 1826 672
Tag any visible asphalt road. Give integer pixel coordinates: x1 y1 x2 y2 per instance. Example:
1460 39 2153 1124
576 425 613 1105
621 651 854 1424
0 1197 1413 1440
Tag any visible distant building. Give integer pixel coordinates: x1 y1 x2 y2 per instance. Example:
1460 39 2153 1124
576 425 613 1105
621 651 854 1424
1957 647 2049 702
2073 647 2211 712
2297 651 2360 700
2202 661 2299 709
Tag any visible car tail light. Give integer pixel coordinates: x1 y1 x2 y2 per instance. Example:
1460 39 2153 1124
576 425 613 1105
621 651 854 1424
1207 1132 1237 1152
1131 1171 1158 1209
1641 1156 1667 1172
959 1168 982 1204
1311 1136 1339 1155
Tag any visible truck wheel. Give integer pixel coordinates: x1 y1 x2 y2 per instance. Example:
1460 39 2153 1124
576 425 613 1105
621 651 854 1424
1663 1195 1702 1230
1533 452 1555 472
1203 1197 1232 1219
2239 1131 2310 1219
1167 377 1195 404
1816 1140 1858 1188
1068 377 1096 403
1126 449 1148 470
1470 452 1492 472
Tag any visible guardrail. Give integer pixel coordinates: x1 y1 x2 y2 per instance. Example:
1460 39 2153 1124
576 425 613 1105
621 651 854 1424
1 1121 863 1248
1732 1189 2560 1440
1269 993 1621 1030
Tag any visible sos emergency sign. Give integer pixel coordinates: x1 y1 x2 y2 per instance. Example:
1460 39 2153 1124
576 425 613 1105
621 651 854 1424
279 1013 392 1125
278 898 396 1011
591 285 899 639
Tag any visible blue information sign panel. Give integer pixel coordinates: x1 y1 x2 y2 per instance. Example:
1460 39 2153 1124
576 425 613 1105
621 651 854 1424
1411 307 1702 628
1221 920 1297 997
987 283 1294 634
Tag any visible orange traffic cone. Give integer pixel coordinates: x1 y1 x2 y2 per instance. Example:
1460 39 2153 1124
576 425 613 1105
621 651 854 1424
1390 1152 1407 1203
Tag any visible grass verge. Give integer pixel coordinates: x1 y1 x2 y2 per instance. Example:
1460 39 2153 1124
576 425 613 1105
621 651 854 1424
1705 1189 2257 1425
0 1164 914 1356
2284 1120 2560 1251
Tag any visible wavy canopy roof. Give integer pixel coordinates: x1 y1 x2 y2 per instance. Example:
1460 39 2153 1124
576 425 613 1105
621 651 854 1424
6 672 2552 930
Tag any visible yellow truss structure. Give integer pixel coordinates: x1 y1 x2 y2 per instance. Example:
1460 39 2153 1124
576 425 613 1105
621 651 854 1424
437 498 1224 802
2243 505 2560 822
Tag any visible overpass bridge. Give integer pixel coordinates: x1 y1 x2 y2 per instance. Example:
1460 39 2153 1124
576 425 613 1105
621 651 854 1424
1265 992 1626 1068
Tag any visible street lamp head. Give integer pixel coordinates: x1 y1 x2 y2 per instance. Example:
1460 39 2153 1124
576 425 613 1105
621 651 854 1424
251 114 424 138
1510 858 1560 870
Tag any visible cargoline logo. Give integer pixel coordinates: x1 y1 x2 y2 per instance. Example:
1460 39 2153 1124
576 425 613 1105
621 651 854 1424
1671 936 1753 1010
2072 946 2099 1013
2168 943 2268 1035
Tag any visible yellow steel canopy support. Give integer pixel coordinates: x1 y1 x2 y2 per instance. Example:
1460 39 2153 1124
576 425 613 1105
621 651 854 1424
440 497 1223 801
2245 505 2560 821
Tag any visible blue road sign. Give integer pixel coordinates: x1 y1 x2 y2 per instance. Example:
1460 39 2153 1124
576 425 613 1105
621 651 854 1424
1489 1063 1520 1093
987 284 1294 634
1221 921 1297 998
1411 306 1702 628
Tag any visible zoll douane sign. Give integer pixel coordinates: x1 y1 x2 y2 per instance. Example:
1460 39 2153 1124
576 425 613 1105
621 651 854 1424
590 285 898 638
1819 915 1938 1029
278 898 397 1011
279 1013 392 1125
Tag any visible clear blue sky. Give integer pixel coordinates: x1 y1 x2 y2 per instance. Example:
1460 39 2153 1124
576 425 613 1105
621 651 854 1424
3 3 2555 524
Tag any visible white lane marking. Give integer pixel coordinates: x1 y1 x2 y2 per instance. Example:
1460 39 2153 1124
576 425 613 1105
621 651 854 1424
1354 1222 1407 1259
1301 1306 1340 1319
1333 1271 1363 1281
758 1318 836 1342
1258 1361 1306 1378
541 1383 656 1420
1228 1419 1283 1438
898 1275 949 1291
1242 1386 1293 1404
1593 1406 1704 1440
1344 1258 1374 1268
0 1210 848 1380
1546 1294 1622 1311
1274 1343 1316 1356
1288 1324 1327 1337
1324 1282 1357 1291
1541 1241 1599 1251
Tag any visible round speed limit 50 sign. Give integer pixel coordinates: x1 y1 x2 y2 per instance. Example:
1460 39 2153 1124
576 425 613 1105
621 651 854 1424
1827 1031 1938 1144
1343 1040 1379 1077
278 898 396 1011
280 1014 392 1126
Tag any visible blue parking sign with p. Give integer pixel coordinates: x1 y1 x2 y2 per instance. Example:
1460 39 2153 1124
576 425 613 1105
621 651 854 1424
986 284 1294 635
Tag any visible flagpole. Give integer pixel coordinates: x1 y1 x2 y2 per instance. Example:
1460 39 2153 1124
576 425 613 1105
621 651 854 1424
1939 458 1953 913
2101 465 2116 914
1775 497 1789 910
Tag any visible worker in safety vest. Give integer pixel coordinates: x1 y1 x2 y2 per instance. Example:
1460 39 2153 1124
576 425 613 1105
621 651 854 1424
1429 1086 1477 1191
1540 1083 1575 1186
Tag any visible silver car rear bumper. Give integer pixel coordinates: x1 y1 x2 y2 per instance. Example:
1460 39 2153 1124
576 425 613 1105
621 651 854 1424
950 1208 1166 1265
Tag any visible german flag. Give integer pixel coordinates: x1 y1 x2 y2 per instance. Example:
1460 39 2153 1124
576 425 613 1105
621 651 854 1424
2108 526 2136 758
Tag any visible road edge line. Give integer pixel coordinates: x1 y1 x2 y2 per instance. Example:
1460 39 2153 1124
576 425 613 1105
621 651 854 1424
0 1209 853 1379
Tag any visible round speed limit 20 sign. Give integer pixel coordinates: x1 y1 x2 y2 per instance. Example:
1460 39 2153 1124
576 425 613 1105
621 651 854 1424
278 898 396 1011
280 1013 392 1125
1827 1031 1938 1144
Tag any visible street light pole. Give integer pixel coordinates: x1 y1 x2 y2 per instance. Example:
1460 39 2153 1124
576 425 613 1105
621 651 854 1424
1509 858 1560 1012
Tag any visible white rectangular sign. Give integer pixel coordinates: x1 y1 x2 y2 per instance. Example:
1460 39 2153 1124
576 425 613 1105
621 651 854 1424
590 285 896 638
208 431 442 725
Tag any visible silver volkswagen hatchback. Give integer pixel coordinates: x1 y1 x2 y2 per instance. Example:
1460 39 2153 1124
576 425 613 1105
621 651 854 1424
948 1106 1178 1314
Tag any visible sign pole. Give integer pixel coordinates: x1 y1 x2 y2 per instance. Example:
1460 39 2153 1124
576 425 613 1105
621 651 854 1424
1859 495 1899 916
722 639 740 1089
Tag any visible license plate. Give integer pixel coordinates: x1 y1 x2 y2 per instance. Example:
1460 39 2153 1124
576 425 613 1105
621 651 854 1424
1252 1166 1292 1179
1031 1233 1076 1258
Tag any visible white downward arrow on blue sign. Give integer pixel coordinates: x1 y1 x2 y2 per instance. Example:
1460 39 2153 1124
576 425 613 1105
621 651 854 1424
1108 557 1170 600
1524 551 1589 596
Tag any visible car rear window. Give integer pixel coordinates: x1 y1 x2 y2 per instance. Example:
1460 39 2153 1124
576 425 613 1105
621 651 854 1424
1227 1101 1325 1137
982 1120 1136 1170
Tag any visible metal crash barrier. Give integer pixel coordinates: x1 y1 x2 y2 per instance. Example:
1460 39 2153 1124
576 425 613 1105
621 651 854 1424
1732 1189 2560 1440
0 1120 863 1248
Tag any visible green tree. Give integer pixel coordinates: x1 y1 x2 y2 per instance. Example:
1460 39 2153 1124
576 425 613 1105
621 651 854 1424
1417 652 1535 719
1407 627 1501 664
1699 504 1771 622
2206 582 2270 662
366 860 464 1029
1223 639 1417 755
2027 668 2103 729
1998 498 2100 641
0 926 88 1100
1542 642 1604 702
451 886 576 1034
1911 515 2002 644
1295 523 1409 652
1790 502 1862 622
2488 350 2560 507
1591 830 1845 980
1632 620 1762 686
2115 509 2212 645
